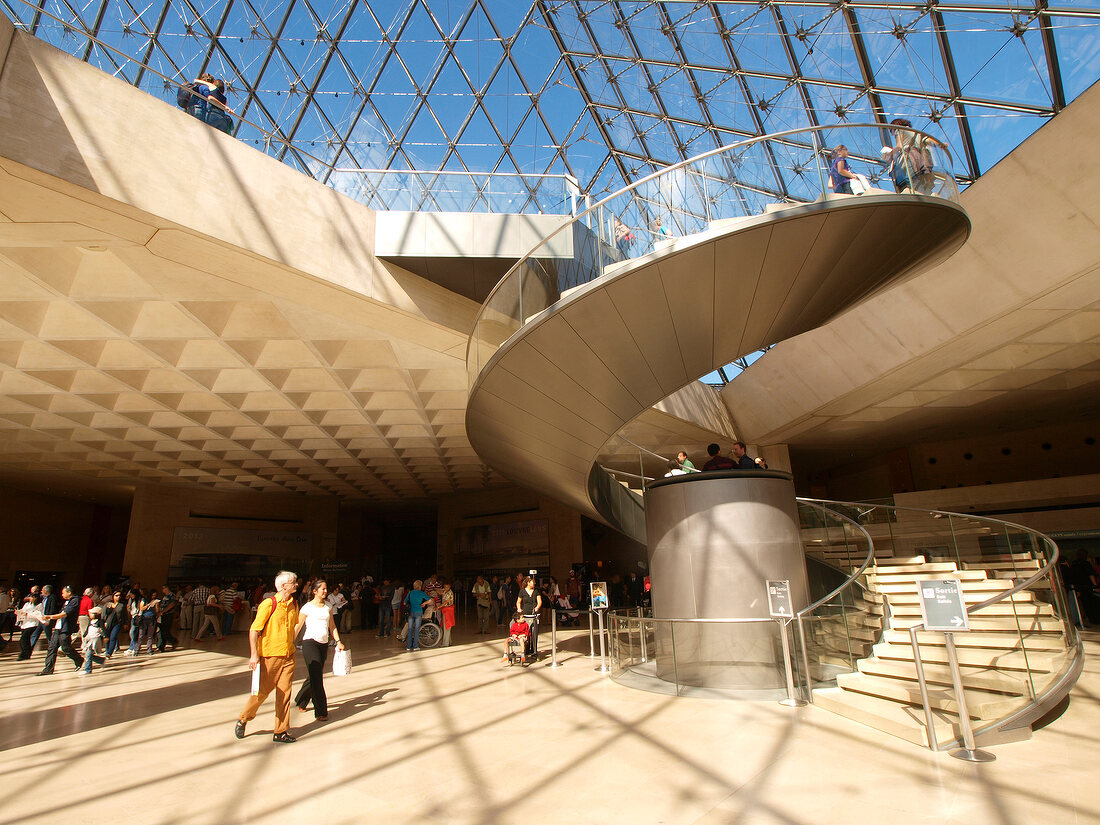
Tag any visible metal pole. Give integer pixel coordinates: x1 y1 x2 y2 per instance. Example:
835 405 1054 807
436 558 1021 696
945 632 996 762
586 608 597 658
909 623 939 751
777 618 807 707
547 607 562 668
638 607 648 663
595 609 609 673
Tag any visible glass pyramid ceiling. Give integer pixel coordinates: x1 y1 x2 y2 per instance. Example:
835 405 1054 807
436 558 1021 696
6 0 1100 209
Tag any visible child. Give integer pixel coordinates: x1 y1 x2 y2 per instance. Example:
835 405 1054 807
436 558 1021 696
81 607 105 674
502 612 530 663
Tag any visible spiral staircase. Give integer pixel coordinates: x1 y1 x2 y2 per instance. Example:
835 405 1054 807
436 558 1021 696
464 128 1083 749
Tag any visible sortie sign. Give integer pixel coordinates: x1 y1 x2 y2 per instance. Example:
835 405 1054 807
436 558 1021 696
918 579 970 632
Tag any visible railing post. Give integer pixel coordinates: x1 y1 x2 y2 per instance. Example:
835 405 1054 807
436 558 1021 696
945 632 996 762
594 609 609 673
547 605 562 668
908 623 939 751
586 608 597 658
778 618 807 707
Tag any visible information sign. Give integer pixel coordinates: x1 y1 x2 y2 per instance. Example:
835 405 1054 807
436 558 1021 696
589 581 608 610
918 579 970 632
767 580 792 618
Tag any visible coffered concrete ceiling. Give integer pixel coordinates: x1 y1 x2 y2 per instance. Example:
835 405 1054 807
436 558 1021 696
0 157 504 504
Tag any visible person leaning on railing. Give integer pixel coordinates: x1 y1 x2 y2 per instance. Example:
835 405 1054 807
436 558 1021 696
883 118 942 196
178 73 236 135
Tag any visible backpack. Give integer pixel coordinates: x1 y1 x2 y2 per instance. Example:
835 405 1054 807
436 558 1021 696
176 82 197 108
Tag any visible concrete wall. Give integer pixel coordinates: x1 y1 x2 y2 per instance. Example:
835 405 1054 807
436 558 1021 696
123 484 339 587
0 485 129 588
375 212 573 259
436 485 582 585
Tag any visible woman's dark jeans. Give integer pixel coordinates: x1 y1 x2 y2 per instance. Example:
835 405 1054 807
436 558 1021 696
105 623 122 656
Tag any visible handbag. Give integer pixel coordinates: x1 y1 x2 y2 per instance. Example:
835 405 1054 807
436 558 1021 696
332 647 352 677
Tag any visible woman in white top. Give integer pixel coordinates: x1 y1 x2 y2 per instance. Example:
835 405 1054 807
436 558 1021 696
293 579 344 721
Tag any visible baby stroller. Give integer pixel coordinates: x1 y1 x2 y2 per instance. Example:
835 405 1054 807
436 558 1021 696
506 634 524 667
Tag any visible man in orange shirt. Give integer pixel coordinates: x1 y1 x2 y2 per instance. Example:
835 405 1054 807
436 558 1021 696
234 570 300 743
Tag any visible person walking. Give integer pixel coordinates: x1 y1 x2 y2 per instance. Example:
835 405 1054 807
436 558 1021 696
377 579 394 637
38 586 87 675
102 591 126 658
235 571 300 743
403 580 431 652
472 575 492 634
293 579 344 722
516 576 543 662
16 593 43 660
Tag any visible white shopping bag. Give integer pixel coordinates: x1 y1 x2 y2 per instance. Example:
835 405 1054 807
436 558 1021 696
250 663 261 696
332 647 352 677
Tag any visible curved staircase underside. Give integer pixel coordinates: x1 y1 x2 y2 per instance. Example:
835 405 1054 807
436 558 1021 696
467 195 970 537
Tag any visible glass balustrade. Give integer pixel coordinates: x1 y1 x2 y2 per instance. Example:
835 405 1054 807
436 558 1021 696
467 123 963 381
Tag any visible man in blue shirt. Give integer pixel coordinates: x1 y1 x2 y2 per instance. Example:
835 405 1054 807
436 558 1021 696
38 585 93 675
403 580 431 652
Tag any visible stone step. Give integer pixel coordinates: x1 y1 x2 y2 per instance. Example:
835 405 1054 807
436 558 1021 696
856 657 1032 694
881 629 1066 650
814 686 1035 749
887 614 1065 633
871 570 987 583
871 576 1016 598
883 589 1035 605
874 576 1007 594
962 561 1040 572
885 600 1054 618
835 672 1025 719
872 641 1060 671
874 562 960 575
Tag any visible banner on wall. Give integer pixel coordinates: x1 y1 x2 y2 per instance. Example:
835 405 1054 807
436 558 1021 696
168 527 313 582
452 519 550 573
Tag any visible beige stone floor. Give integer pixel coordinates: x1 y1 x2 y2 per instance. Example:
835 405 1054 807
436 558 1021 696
1 621 1097 825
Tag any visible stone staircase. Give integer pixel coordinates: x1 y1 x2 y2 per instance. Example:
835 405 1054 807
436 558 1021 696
801 544 1071 748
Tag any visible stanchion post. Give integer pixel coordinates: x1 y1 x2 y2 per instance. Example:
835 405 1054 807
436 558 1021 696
638 607 647 663
777 618 807 707
595 609 609 673
586 608 597 658
547 606 563 668
945 632 996 762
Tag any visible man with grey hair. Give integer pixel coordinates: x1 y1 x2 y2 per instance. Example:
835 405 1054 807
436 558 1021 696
235 571 300 743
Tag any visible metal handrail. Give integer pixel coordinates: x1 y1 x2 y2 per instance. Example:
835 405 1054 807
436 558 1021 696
468 121 959 356
794 500 876 619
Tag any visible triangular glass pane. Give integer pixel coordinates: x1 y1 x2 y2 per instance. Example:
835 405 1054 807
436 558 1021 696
856 7 951 98
1052 16 1100 104
484 58 531 136
393 1 443 88
783 4 864 87
453 4 503 90
944 13 1052 107
368 52 419 129
423 56 477 138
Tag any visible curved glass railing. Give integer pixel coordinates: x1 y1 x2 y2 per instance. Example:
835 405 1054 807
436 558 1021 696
607 496 1081 750
466 122 962 387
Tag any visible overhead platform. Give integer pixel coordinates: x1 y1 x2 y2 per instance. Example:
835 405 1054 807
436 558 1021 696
467 191 971 541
